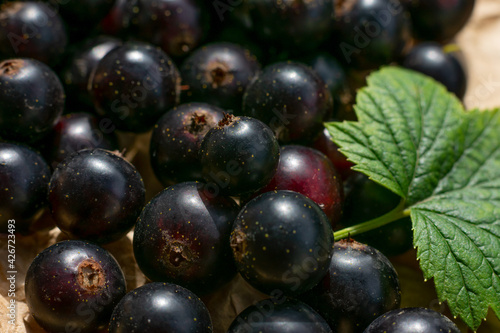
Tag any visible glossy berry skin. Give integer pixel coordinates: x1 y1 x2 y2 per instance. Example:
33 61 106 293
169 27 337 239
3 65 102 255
311 127 354 180
242 62 333 143
49 149 145 244
98 0 130 36
343 173 401 220
305 54 357 121
101 0 207 58
109 282 213 333
355 217 413 257
230 190 334 296
135 0 208 58
206 22 264 63
0 143 50 234
253 145 344 225
150 103 225 186
403 42 467 99
0 59 65 143
181 42 260 111
304 52 347 103
25 240 126 333
234 0 335 51
43 0 114 28
300 239 401 333
342 173 413 257
133 182 239 295
90 42 180 133
227 298 332 333
63 36 122 108
42 112 119 169
0 2 67 65
407 0 475 43
333 0 411 70
364 307 461 333
200 115 280 196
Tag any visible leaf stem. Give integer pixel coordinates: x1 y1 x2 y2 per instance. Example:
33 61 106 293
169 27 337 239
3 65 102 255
334 200 410 240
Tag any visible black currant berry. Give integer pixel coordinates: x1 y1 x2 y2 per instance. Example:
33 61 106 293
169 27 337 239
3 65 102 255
42 112 119 169
90 42 180 133
403 42 467 99
180 42 260 111
231 190 334 296
300 239 401 333
98 0 132 36
342 173 413 257
242 62 332 143
101 0 208 58
150 103 225 186
253 145 344 225
343 173 401 220
0 59 65 143
109 282 213 333
25 240 126 333
45 0 115 33
206 22 264 63
227 298 332 333
234 0 335 51
49 149 145 244
62 36 122 109
311 127 354 180
0 1 67 65
355 216 413 257
333 0 412 70
303 54 355 121
200 114 280 196
133 182 239 295
0 142 51 234
304 52 348 104
407 0 475 43
141 0 208 58
364 307 461 333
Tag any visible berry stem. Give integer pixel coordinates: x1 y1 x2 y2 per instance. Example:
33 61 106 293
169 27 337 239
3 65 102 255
334 200 410 240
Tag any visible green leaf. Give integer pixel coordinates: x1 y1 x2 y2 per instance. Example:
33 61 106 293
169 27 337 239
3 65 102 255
326 67 500 330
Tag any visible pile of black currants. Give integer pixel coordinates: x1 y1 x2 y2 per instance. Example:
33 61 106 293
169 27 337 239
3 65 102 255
0 0 476 332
